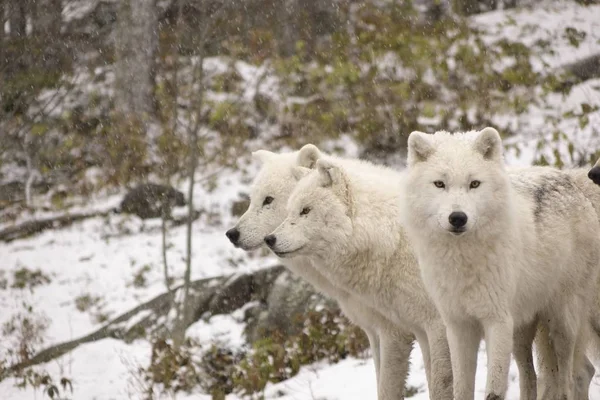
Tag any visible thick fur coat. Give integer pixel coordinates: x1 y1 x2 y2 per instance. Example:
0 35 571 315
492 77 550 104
268 155 454 399
400 128 600 400
226 146 415 400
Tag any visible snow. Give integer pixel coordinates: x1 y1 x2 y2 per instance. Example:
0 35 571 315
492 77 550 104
259 343 524 400
3 1 600 399
473 1 600 72
0 169 271 360
0 339 153 400
470 1 600 168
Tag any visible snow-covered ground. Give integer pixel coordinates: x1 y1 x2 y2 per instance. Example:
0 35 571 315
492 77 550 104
2 1 600 399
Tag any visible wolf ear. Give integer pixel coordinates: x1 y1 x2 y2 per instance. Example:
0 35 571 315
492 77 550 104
291 166 311 181
252 150 275 164
316 159 354 216
474 127 503 162
407 131 435 166
297 144 322 168
316 158 343 188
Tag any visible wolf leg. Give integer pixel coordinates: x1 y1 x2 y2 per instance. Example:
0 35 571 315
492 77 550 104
446 319 480 400
483 317 514 400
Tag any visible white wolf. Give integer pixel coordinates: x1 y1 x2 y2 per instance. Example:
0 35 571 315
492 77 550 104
400 128 600 400
266 155 455 399
225 146 415 400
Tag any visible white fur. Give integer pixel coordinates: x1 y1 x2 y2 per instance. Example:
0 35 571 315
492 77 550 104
400 128 600 400
269 155 454 399
229 146 414 400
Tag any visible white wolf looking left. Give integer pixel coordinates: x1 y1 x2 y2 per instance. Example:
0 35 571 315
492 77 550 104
225 146 417 400
400 128 600 400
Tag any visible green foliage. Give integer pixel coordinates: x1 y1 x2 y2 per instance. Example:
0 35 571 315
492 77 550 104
233 307 369 396
143 338 202 397
132 265 153 289
139 307 369 399
12 268 52 291
0 36 73 115
0 0 586 206
264 2 538 155
530 100 600 168
563 27 587 48
2 304 49 365
99 114 150 186
74 294 101 312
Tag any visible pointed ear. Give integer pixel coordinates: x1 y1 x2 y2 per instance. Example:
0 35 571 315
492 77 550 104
407 131 435 166
316 159 354 216
316 158 342 188
291 166 311 181
252 150 275 164
473 127 503 162
297 144 322 168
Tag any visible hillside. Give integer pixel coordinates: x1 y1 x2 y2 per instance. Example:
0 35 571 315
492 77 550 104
1 0 600 399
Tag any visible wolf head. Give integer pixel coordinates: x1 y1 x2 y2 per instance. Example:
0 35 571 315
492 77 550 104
225 144 321 251
266 158 353 259
404 127 510 237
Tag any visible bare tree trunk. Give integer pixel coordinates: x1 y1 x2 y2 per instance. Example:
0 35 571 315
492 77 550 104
278 0 297 57
0 0 5 71
161 207 172 294
0 0 5 43
115 0 158 119
8 0 26 38
32 0 61 37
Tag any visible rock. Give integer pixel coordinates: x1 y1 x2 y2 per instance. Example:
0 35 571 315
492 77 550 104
244 270 335 344
230 193 250 217
0 181 25 209
117 183 185 219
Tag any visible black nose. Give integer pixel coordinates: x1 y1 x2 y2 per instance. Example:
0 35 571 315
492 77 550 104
226 228 240 244
448 212 468 228
264 234 276 248
588 166 600 185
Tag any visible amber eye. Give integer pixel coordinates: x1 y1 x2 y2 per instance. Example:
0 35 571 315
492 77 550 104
300 207 311 216
470 180 481 189
433 181 445 189
263 196 274 206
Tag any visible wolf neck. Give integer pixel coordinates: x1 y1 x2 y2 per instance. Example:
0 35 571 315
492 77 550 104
322 174 418 298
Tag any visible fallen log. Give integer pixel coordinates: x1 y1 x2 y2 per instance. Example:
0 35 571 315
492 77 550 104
0 209 202 243
0 211 110 242
7 265 285 373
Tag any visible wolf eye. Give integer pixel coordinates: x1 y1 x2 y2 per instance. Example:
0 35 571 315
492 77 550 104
263 196 274 206
433 181 445 189
470 180 481 189
300 207 311 216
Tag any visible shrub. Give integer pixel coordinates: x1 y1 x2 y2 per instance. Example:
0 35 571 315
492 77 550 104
139 306 370 399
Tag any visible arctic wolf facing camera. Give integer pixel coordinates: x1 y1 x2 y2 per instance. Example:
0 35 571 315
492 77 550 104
400 128 600 400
